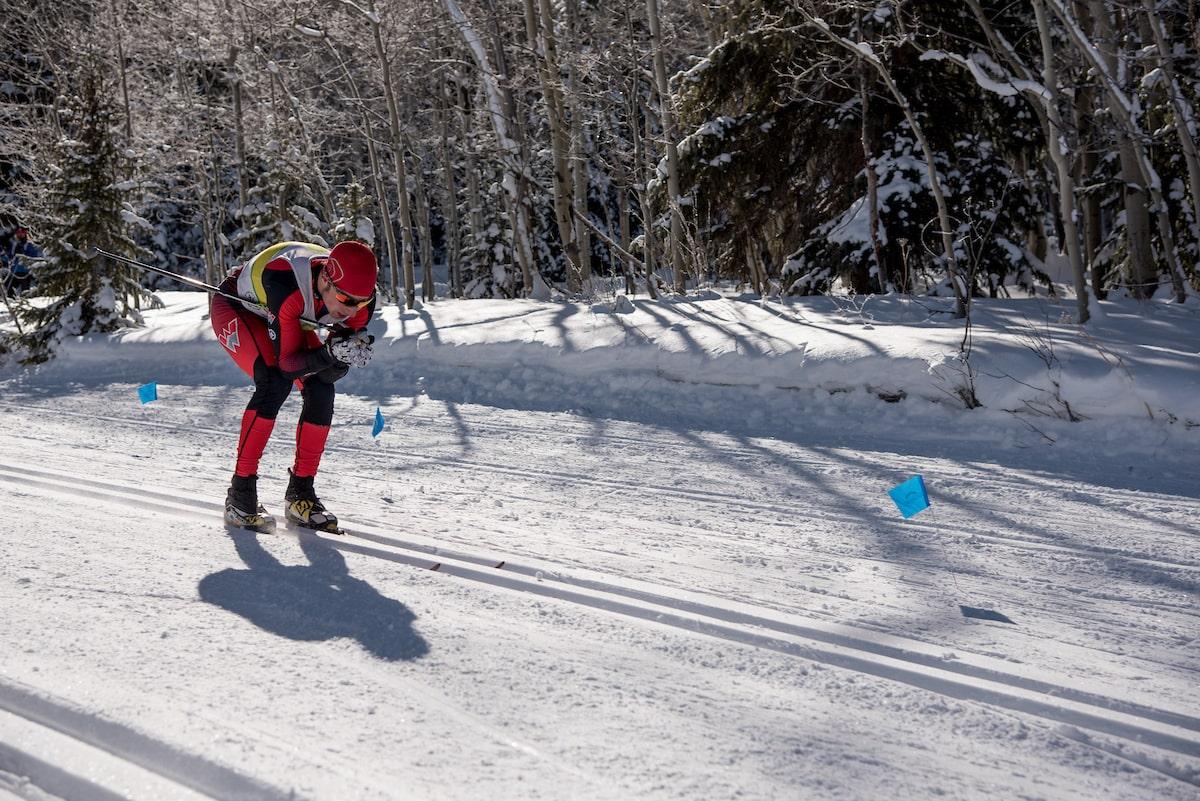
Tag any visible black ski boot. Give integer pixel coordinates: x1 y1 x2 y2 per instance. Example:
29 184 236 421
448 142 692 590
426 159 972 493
224 474 276 532
284 470 342 534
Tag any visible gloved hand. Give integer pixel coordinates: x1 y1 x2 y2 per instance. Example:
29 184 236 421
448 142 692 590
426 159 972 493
325 330 375 368
315 363 350 384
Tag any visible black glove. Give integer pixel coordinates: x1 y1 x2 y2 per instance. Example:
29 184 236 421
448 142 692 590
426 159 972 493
305 339 344 373
315 363 350 384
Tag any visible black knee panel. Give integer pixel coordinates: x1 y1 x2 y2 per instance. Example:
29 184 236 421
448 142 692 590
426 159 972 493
248 359 294 418
300 375 336 426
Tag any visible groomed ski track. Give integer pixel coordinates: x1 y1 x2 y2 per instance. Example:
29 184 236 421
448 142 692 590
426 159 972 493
2 384 1198 801
2 461 1199 768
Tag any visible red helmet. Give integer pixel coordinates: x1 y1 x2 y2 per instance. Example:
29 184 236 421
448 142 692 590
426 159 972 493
14 227 27 239
324 241 378 298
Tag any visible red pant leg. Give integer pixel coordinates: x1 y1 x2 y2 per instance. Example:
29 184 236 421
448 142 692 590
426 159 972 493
212 295 282 477
210 294 277 375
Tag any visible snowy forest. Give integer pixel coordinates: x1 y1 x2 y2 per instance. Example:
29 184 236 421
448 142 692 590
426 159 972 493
1 0 1199 363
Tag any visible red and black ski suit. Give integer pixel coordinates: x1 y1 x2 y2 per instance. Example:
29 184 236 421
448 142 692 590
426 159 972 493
209 243 375 481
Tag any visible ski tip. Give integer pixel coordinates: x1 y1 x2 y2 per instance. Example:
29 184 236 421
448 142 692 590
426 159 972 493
224 522 276 535
286 520 347 536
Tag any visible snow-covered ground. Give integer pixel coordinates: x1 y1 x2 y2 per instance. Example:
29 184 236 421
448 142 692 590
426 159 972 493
1 290 1198 801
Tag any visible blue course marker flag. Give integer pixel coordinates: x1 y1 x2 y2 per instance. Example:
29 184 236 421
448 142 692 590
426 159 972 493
889 474 930 519
372 407 385 438
137 382 158 405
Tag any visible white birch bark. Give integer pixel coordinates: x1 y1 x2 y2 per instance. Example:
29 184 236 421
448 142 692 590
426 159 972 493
647 0 688 292
565 0 592 285
412 146 435 301
637 96 660 299
442 0 539 295
524 0 582 291
1141 0 1200 233
436 70 463 298
1034 0 1091 323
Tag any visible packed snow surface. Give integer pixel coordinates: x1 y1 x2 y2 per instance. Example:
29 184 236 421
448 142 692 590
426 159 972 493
1 290 1198 801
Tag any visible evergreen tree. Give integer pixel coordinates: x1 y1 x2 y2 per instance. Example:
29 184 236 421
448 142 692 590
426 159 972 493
18 60 143 364
675 1 1049 297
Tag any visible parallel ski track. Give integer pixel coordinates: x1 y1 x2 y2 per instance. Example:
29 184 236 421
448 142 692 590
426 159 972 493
4 399 1198 578
0 677 300 801
4 460 1199 779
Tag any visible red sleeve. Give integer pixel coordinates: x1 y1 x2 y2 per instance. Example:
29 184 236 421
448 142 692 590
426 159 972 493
275 291 314 376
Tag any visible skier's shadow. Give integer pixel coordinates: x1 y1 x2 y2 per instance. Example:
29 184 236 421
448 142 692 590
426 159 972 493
199 530 429 661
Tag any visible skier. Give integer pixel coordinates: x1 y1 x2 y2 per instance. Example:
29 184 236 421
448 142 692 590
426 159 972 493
210 240 378 533
3 227 41 297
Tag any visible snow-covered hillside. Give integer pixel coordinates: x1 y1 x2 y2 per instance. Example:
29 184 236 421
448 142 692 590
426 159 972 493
0 291 1197 801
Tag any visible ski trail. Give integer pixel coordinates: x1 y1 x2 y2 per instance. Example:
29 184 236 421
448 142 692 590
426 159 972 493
5 457 1193 731
321 650 629 801
3 461 1199 775
3 399 1195 575
0 678 298 801
3 458 1195 732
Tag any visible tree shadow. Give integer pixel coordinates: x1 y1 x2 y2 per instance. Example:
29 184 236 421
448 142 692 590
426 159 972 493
199 529 429 662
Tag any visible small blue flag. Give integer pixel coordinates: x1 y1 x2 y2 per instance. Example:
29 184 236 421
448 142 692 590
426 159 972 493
137 382 158 405
372 407 385 438
889 474 929 518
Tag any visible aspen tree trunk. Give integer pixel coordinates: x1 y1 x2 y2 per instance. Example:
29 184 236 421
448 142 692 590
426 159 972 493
412 147 435 301
565 0 592 285
483 0 537 294
618 186 634 294
368 0 416 307
525 0 582 290
224 0 249 215
859 59 886 293
461 85 485 266
1071 0 1102 290
228 46 249 214
198 160 217 286
646 0 687 292
436 70 463 298
1085 0 1156 297
445 0 538 295
1075 96 1104 295
1034 0 1090 322
1142 0 1200 231
620 5 647 298
637 96 659 299
744 239 764 295
392 142 416 308
364 117 399 297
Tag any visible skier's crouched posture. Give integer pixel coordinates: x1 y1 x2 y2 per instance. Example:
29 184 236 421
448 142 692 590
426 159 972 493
210 240 378 533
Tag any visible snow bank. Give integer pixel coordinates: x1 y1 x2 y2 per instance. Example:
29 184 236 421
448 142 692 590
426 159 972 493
6 290 1199 437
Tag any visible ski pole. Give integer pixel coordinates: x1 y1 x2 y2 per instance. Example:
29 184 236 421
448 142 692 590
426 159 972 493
94 248 326 329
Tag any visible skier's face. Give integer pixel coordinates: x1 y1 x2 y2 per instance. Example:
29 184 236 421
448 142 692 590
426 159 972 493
318 271 371 316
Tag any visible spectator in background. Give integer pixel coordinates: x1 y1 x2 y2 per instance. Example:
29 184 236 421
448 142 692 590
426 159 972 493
3 227 41 297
